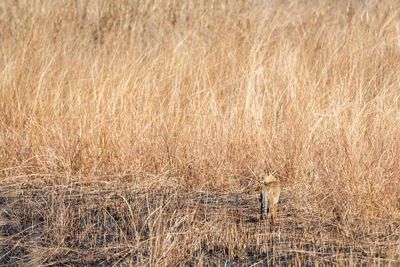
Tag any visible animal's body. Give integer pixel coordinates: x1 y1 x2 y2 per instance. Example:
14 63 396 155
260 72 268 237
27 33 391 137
259 169 281 225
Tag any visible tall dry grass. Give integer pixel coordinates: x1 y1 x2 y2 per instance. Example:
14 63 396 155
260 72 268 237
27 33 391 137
1 0 400 265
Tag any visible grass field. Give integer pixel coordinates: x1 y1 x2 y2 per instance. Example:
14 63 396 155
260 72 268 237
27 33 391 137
1 0 400 265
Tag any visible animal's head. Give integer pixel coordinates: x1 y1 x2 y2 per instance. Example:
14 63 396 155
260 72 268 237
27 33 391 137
258 168 277 185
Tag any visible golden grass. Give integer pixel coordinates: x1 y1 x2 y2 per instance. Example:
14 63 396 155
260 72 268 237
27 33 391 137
1 0 400 265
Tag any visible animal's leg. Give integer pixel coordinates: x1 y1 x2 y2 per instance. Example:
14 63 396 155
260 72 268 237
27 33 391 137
270 203 277 225
261 194 269 221
260 193 265 220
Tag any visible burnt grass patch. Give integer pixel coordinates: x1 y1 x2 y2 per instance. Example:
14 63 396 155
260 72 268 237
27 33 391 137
0 180 398 266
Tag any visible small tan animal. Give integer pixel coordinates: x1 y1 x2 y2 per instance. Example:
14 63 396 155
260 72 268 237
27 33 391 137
259 169 281 225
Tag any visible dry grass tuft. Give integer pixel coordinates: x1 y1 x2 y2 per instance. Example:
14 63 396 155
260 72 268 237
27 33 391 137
1 0 400 265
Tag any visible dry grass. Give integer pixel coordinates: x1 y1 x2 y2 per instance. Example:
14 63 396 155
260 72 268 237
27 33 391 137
1 0 400 265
